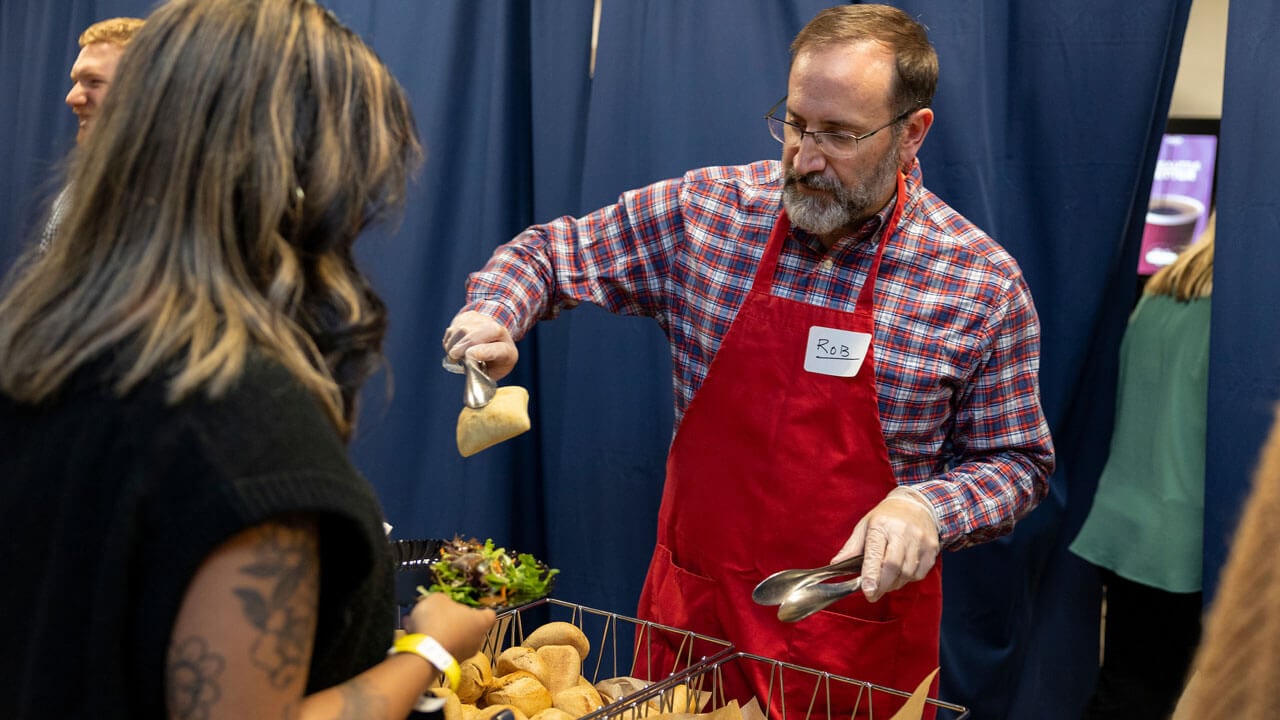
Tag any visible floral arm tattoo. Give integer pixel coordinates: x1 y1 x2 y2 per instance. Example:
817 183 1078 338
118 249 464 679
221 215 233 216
166 520 318 720
233 524 319 688
167 637 226 719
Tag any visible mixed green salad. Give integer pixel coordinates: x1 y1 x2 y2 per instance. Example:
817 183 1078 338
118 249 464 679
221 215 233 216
417 536 559 608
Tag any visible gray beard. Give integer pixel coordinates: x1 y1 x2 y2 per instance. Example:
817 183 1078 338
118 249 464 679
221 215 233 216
782 147 900 237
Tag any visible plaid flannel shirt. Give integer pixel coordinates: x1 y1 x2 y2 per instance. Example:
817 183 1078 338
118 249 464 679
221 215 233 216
463 159 1054 548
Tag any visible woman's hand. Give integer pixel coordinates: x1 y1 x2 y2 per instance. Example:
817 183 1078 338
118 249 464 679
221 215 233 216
167 522 499 720
404 592 496 663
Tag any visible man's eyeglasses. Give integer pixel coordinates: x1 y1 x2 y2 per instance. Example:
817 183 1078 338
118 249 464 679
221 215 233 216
765 96 916 159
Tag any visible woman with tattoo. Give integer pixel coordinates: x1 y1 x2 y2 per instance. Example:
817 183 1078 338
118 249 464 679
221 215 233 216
0 1 495 718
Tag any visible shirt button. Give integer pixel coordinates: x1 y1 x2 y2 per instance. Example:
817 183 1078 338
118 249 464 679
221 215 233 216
820 258 834 271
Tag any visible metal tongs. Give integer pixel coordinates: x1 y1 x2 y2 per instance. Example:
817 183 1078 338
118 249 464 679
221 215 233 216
441 355 498 409
751 555 864 623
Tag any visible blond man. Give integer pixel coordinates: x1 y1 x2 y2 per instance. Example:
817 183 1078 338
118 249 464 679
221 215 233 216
66 17 145 143
42 17 144 253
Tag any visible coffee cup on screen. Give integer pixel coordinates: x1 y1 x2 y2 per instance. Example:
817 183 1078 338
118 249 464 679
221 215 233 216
1143 194 1205 261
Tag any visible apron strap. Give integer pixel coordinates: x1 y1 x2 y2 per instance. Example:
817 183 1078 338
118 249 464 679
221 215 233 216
756 171 908 316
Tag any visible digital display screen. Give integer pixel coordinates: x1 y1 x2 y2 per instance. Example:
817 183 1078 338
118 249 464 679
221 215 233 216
1138 125 1218 276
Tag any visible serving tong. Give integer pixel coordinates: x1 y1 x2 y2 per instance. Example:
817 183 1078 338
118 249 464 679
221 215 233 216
751 555 864 623
442 355 498 408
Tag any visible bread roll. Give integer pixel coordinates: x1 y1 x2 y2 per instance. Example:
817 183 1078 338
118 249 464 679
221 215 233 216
496 646 546 679
551 682 605 717
430 687 464 720
534 644 581 694
485 671 553 718
594 676 650 704
477 704 530 720
523 621 590 659
457 386 531 457
648 684 703 714
458 651 494 704
529 709 576 720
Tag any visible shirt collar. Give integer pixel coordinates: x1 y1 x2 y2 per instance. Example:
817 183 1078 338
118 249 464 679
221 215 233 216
789 191 896 253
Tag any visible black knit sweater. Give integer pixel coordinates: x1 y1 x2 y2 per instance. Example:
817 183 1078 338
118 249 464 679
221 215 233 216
0 353 395 717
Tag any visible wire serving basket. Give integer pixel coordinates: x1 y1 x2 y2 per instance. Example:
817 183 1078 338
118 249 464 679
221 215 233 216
586 651 970 720
485 598 735 717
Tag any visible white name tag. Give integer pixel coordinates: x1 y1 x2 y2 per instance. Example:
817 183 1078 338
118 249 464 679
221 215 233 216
804 326 871 377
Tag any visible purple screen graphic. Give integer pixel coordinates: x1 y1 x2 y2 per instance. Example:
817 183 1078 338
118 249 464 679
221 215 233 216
1139 133 1218 276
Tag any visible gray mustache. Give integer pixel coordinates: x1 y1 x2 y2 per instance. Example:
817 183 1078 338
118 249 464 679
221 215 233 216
788 171 842 194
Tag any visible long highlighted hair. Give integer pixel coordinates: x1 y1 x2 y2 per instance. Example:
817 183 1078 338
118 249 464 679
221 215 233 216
1144 210 1215 301
0 0 422 440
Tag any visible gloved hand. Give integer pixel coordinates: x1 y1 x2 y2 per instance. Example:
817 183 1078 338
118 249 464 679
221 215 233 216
442 311 518 381
830 486 940 603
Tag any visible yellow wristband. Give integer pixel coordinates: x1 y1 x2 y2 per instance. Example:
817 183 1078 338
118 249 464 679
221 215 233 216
389 633 461 692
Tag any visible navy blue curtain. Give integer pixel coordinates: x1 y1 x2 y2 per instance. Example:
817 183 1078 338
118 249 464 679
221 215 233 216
0 0 145 264
1203 0 1280 604
0 2 1210 717
906 5 1193 717
529 0 835 635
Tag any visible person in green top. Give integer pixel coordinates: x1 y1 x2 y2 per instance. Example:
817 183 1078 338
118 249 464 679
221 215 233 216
1070 213 1215 720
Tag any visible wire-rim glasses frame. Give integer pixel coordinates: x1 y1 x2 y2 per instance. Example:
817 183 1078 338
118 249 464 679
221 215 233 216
764 96 917 158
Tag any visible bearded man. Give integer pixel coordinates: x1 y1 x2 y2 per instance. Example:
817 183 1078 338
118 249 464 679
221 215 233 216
442 4 1053 715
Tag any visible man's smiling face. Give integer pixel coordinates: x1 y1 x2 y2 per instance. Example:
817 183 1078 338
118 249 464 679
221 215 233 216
65 42 125 144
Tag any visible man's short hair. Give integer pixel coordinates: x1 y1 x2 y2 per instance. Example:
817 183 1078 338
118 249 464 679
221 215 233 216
78 17 145 48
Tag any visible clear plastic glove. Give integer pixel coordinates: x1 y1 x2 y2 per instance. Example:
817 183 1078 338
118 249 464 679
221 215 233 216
442 311 518 381
404 592 496 664
830 487 940 603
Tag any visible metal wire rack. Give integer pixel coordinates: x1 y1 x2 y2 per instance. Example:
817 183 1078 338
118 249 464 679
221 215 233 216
487 598 734 701
589 650 970 720
483 599 967 720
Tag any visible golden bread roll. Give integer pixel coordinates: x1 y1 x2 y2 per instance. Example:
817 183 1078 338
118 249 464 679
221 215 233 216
551 683 605 717
458 651 494 704
523 621 590 659
477 705 530 720
593 676 650 704
529 709 576 720
430 687 464 720
496 646 546 680
534 645 581 694
456 386 531 457
647 684 704 714
485 671 553 718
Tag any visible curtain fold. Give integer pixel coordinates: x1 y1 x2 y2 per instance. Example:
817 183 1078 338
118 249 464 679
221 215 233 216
1203 0 1280 605
893 2 1194 716
334 1 545 556
528 0 835 632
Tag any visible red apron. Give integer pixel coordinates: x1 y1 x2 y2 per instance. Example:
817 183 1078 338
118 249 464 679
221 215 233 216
636 172 941 718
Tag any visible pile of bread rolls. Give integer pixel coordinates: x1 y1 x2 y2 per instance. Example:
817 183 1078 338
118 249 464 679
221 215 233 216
429 621 711 720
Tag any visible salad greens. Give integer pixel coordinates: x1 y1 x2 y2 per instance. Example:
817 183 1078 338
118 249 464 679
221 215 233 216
417 536 559 608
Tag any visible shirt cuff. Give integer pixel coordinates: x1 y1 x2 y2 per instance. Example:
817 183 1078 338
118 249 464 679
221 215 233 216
460 299 522 339
889 485 941 537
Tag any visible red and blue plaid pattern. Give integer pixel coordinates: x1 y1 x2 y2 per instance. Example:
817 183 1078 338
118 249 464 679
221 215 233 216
464 159 1053 548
